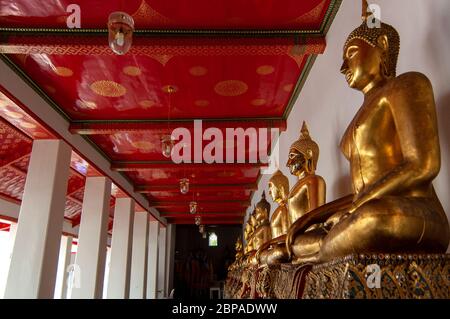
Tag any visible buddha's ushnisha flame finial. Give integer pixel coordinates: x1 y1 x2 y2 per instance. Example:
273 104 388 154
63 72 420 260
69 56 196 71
261 191 266 199
362 0 369 22
300 121 311 139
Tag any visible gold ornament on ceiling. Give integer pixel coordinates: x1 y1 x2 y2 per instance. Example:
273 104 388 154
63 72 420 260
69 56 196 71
162 85 178 93
123 66 142 76
44 85 57 94
283 83 294 93
90 80 127 97
251 98 267 106
189 66 208 76
33 132 49 138
256 65 275 75
4 111 23 119
139 100 155 109
214 80 248 97
53 66 73 77
132 140 154 150
194 100 210 107
19 122 37 129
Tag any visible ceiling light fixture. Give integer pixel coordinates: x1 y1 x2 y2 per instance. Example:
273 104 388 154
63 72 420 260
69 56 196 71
108 12 134 55
179 178 189 194
189 201 198 214
161 86 176 158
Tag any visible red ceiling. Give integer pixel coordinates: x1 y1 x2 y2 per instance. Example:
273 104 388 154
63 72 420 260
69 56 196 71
0 0 340 225
0 0 331 29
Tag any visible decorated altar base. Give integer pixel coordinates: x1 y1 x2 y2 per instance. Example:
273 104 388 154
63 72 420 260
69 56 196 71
225 254 449 299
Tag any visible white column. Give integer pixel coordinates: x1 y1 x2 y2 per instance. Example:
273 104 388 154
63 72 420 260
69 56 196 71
157 226 167 299
106 197 134 299
129 211 149 299
54 235 73 299
146 221 159 299
4 140 71 299
165 224 176 297
71 176 111 299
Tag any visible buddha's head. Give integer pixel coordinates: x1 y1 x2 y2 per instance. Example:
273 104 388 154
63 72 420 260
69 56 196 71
268 169 289 204
255 192 271 223
340 0 400 93
286 121 319 177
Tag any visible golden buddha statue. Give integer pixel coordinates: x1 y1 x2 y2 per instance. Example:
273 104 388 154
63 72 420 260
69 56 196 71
228 236 244 271
243 207 256 255
247 192 272 266
256 170 291 265
283 122 326 262
287 0 450 264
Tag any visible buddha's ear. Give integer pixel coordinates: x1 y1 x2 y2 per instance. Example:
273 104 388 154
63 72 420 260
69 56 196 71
377 34 389 52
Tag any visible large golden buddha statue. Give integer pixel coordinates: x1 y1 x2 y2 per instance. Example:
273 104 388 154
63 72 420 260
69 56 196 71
287 0 450 264
256 170 291 265
247 192 272 266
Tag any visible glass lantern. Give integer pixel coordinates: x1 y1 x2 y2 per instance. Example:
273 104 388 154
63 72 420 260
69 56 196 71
161 135 174 158
189 201 197 214
108 12 134 55
179 178 189 194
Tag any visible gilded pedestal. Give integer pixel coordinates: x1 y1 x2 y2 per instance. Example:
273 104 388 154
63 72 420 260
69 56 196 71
303 254 449 299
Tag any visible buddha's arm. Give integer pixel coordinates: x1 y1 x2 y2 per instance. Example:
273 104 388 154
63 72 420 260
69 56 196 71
307 177 326 211
286 195 353 258
255 235 287 261
352 73 440 210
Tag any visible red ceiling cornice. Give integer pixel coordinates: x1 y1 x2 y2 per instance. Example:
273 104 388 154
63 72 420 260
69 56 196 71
0 33 325 56
136 183 257 193
111 162 268 171
70 119 287 135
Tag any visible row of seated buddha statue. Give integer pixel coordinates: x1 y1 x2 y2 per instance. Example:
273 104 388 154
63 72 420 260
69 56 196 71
228 0 450 279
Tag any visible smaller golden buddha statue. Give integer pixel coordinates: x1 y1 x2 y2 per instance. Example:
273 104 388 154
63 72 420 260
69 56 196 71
284 121 326 263
256 170 291 265
228 236 244 271
243 207 256 255
247 192 272 266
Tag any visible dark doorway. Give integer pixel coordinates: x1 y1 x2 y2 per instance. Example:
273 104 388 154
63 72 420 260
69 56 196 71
173 224 241 299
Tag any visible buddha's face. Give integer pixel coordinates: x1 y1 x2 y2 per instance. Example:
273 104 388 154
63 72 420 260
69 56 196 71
268 181 280 202
286 149 306 176
340 38 385 92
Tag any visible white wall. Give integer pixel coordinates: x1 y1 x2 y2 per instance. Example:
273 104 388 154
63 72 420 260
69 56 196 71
248 0 450 252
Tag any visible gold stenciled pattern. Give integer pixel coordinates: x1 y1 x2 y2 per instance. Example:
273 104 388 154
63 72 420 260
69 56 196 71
251 99 266 106
194 100 210 107
90 80 126 97
53 66 73 77
139 100 155 109
162 85 178 93
189 66 208 76
123 66 142 76
214 80 248 97
256 65 275 75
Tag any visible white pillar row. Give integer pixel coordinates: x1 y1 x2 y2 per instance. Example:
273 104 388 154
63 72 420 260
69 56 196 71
4 140 72 299
71 176 112 299
106 197 135 299
54 235 73 299
146 220 160 299
157 225 167 299
129 211 149 299
165 224 176 297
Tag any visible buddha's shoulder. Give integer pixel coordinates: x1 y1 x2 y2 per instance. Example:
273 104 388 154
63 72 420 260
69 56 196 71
290 174 324 192
390 72 432 90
